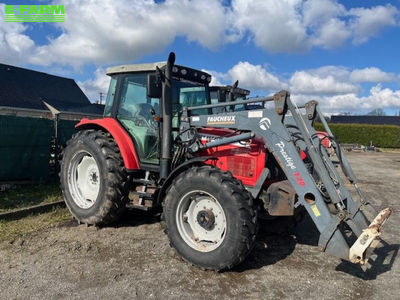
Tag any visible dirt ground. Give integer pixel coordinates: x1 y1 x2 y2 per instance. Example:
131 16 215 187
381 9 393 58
0 152 399 299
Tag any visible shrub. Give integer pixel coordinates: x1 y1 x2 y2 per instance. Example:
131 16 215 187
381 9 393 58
314 123 400 148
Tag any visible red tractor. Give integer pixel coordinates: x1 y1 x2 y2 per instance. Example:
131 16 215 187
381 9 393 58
61 53 391 271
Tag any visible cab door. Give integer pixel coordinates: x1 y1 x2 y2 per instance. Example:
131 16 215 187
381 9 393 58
116 73 159 164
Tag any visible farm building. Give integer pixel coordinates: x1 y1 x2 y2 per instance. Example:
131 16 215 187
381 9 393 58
0 63 104 182
331 115 400 126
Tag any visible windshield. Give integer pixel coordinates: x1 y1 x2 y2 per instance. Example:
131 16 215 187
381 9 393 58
233 96 246 111
172 80 210 115
210 90 246 113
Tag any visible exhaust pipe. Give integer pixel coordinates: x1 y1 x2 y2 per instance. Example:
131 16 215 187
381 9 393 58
160 52 175 179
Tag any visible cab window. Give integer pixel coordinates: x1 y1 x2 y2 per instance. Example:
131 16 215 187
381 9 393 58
172 81 209 115
117 73 159 164
103 77 117 117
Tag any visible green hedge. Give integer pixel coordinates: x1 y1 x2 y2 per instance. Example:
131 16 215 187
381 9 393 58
314 123 400 148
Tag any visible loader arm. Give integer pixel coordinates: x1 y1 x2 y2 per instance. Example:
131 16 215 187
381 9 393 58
180 91 391 264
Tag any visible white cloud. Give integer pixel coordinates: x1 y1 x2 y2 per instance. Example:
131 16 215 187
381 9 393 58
289 65 395 95
350 67 395 83
78 68 110 102
0 4 35 66
288 65 400 114
289 67 360 95
2 1 399 67
206 62 400 114
294 84 400 115
303 0 350 49
302 0 345 26
201 69 226 86
230 0 399 53
228 62 286 90
231 0 310 53
29 0 232 67
205 61 286 91
311 18 351 49
349 5 398 44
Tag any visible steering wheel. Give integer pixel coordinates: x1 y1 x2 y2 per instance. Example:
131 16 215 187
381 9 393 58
118 105 157 129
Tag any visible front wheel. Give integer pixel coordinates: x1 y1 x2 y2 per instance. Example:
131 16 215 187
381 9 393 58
163 166 257 271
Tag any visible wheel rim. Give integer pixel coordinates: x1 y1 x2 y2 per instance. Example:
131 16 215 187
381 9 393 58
176 190 227 252
68 151 100 209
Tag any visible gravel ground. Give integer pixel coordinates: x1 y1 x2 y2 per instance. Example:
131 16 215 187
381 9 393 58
0 152 399 299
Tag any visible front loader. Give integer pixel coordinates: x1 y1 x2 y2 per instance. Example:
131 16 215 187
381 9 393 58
60 52 391 271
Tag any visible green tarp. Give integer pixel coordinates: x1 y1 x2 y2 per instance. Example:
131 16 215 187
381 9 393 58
58 119 79 147
0 115 78 181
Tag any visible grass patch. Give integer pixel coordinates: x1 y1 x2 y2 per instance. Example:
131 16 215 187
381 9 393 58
0 208 70 243
0 183 62 212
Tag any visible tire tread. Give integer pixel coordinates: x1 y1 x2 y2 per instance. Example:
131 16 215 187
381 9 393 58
60 130 129 225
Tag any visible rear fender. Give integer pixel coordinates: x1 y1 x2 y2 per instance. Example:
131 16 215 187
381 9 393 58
75 118 140 170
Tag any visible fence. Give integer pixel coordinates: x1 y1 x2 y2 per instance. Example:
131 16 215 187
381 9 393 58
0 106 102 182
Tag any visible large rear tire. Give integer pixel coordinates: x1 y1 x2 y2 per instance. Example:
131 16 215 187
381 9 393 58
163 165 257 271
60 130 129 225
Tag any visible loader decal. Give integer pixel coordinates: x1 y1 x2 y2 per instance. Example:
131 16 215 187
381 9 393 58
207 115 236 125
259 117 271 130
275 141 296 170
311 204 321 217
294 172 306 187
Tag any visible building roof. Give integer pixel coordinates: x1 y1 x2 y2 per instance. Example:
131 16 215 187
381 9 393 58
107 62 166 75
331 115 400 126
0 63 103 114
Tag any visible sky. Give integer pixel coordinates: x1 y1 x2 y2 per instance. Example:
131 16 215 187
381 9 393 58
1 0 400 115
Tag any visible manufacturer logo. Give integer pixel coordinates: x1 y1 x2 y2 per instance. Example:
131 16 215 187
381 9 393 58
275 141 296 169
207 115 236 125
4 5 65 22
259 117 271 130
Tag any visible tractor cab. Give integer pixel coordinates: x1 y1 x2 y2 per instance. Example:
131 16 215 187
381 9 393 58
103 61 212 165
210 83 250 113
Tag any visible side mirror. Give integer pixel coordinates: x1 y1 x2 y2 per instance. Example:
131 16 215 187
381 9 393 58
217 90 226 102
147 73 162 98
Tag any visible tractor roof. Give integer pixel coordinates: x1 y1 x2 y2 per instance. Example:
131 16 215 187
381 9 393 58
210 85 250 96
106 62 166 75
107 62 212 85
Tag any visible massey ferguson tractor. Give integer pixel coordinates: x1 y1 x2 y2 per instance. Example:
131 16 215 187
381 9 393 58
61 53 391 271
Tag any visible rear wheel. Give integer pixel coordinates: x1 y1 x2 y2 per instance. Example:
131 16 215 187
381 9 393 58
163 165 257 271
60 130 129 225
